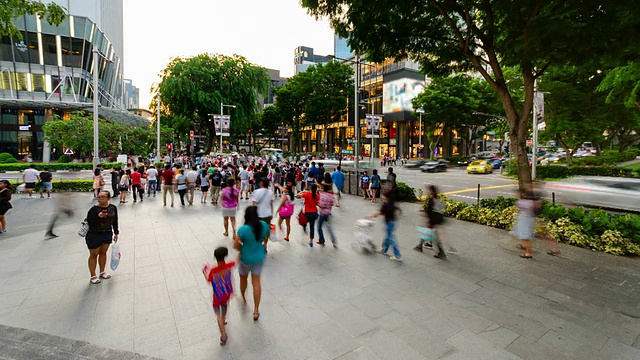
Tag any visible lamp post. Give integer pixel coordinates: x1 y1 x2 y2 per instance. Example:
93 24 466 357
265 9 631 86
416 107 425 158
92 45 112 170
156 94 161 161
220 103 236 153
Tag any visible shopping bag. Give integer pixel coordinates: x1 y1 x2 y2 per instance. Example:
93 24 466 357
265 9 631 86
110 242 121 271
17 183 26 193
269 224 278 242
78 219 89 237
297 211 308 226
417 226 438 243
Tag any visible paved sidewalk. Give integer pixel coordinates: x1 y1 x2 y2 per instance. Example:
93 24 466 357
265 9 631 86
0 192 639 359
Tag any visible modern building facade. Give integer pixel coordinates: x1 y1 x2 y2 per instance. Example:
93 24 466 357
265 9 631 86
0 0 144 161
294 46 332 75
123 79 139 110
333 35 353 61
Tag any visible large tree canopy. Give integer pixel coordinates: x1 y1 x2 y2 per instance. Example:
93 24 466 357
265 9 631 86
302 0 640 188
157 53 271 153
0 0 66 37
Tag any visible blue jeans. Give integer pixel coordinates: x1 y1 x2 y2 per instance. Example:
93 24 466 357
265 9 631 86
381 221 401 258
317 214 336 244
303 212 318 240
147 180 157 195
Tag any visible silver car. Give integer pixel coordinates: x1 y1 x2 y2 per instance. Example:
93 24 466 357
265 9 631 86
544 177 640 212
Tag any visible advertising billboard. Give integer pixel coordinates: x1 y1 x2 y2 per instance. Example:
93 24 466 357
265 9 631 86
383 77 425 114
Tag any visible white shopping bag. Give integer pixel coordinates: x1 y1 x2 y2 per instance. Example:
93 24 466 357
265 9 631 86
17 183 26 193
269 224 278 242
110 242 121 271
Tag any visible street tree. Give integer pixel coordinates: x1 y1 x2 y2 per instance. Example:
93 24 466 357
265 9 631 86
275 73 312 152
302 0 639 189
258 105 283 150
158 53 271 153
598 62 640 109
304 61 353 152
0 0 66 37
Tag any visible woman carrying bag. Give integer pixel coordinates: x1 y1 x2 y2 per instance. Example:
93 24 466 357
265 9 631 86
275 183 295 241
296 184 319 247
85 190 119 284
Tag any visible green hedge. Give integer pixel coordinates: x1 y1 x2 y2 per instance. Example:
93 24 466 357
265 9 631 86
0 162 123 172
396 181 417 202
570 150 638 166
507 164 638 179
428 195 640 256
10 179 94 192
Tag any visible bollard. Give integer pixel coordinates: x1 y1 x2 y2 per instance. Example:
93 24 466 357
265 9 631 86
477 184 480 204
552 192 555 205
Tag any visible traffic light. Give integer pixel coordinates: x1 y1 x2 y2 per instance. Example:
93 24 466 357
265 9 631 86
167 143 172 151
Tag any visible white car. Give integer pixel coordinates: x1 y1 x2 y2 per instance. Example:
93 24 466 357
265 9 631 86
545 177 640 212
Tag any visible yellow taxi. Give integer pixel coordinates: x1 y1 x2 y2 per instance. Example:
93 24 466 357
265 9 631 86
467 160 493 174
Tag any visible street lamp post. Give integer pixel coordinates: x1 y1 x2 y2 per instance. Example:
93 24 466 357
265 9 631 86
156 94 161 161
92 45 112 170
416 108 425 158
220 103 236 153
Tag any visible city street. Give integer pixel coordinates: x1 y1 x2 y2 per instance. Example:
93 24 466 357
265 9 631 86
0 191 639 359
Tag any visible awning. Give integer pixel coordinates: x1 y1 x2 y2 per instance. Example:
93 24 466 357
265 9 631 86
0 99 150 127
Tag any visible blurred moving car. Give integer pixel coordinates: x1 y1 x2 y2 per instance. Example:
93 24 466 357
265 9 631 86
405 160 427 169
545 177 640 212
421 159 449 172
573 149 593 158
488 159 503 169
457 156 478 166
467 160 493 174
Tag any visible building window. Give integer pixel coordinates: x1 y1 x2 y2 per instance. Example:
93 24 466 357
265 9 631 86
35 110 45 125
74 17 86 39
0 70 12 91
41 34 57 66
2 109 18 124
31 74 45 92
14 73 29 91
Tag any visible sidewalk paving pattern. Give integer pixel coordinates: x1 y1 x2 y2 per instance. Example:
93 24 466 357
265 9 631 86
0 192 639 359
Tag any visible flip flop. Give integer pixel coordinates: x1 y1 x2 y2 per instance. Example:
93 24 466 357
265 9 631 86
519 254 533 259
253 312 260 321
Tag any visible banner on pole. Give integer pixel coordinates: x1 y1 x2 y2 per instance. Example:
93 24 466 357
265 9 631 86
213 115 222 135
534 92 545 130
365 114 381 138
221 115 231 136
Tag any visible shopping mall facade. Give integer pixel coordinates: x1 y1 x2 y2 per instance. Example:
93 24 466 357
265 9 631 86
0 4 146 162
293 50 461 159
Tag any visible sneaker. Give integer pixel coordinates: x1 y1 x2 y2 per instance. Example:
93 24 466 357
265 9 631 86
423 242 433 248
308 241 313 248
0 229 6 233
390 256 403 262
379 249 388 256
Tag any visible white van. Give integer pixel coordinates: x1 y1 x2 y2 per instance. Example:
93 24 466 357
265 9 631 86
260 148 284 161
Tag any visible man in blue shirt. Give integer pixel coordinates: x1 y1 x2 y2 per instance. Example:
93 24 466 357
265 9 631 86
331 166 346 207
308 161 319 180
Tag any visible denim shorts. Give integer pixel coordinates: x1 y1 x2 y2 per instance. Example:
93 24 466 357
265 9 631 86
41 182 52 191
238 260 264 276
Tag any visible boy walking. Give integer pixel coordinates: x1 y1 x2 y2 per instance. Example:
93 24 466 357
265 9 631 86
203 246 236 346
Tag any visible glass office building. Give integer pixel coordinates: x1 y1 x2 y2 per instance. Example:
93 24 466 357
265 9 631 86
0 13 128 161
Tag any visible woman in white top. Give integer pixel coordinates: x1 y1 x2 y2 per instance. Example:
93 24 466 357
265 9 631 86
118 170 130 204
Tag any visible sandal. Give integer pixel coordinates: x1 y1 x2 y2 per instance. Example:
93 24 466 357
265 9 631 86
519 254 533 259
90 276 101 284
253 312 260 321
220 334 228 346
283 237 289 242
99 272 111 279
223 232 229 237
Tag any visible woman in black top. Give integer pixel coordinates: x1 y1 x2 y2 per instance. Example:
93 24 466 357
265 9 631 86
110 167 120 198
86 190 119 284
0 180 13 234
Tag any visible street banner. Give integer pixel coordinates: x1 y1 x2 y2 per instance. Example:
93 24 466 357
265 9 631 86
365 114 381 138
214 115 222 135
534 92 546 130
221 115 231 136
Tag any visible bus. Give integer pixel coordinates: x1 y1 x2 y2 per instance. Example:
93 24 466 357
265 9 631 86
259 148 284 161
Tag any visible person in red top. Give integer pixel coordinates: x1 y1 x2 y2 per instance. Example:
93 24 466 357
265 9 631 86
161 165 175 207
203 246 236 346
296 183 319 247
129 168 143 203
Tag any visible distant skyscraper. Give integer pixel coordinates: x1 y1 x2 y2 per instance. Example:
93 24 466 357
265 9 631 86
334 35 353 60
294 46 331 74
123 79 139 109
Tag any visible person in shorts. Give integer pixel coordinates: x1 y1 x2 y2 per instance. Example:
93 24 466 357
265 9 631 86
39 167 53 198
22 164 39 198
239 166 250 200
203 246 236 346
85 191 119 284
234 206 269 321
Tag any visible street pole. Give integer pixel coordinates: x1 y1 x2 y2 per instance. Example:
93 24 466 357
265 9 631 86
532 79 538 181
156 95 161 161
220 102 224 153
92 46 99 170
354 55 360 172
419 113 422 158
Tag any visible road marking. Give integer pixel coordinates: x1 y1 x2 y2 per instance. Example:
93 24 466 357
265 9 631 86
441 184 517 195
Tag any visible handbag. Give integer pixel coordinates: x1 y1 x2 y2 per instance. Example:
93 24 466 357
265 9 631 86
297 210 308 226
78 218 89 237
279 201 294 217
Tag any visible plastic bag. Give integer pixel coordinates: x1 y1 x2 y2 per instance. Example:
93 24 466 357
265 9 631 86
17 183 26 193
110 242 121 271
269 224 278 242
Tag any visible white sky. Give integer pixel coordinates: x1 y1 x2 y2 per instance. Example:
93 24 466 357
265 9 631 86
123 0 335 109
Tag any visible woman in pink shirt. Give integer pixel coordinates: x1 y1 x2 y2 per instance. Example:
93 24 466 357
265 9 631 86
220 178 239 237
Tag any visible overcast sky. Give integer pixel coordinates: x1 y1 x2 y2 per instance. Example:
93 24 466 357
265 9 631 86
123 0 335 109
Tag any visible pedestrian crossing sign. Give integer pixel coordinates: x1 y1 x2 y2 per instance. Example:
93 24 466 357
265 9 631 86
64 148 74 155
